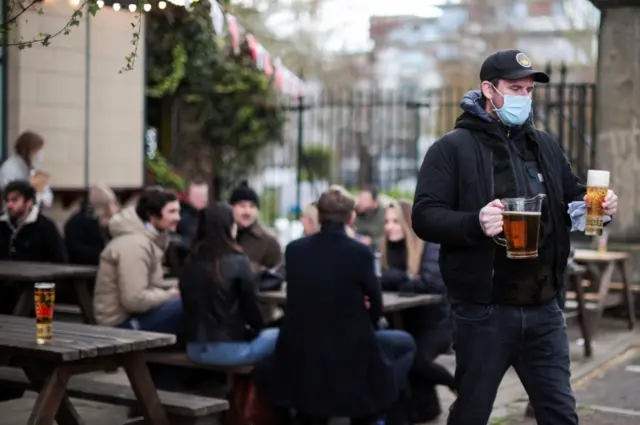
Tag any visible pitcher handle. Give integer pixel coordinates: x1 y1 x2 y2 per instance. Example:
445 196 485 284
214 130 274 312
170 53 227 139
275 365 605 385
493 235 507 247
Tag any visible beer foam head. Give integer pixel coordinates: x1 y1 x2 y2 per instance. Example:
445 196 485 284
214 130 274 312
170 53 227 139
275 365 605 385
34 282 55 289
587 170 610 188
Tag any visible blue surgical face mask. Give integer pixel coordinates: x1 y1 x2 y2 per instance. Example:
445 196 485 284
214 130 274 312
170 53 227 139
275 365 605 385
491 86 532 126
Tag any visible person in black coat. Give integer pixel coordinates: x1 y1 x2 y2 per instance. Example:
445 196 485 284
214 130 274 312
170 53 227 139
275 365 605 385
0 180 66 313
262 187 416 425
380 199 455 423
64 183 120 265
180 202 279 366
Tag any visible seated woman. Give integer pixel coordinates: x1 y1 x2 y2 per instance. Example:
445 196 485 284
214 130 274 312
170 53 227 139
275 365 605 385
380 199 456 423
180 202 279 366
65 183 120 266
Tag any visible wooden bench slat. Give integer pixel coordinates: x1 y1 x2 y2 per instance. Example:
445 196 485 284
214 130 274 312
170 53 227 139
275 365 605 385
145 351 253 375
563 300 598 310
608 282 640 292
0 366 228 417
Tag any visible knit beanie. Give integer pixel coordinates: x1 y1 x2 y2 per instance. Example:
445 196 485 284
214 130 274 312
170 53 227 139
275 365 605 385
229 180 260 208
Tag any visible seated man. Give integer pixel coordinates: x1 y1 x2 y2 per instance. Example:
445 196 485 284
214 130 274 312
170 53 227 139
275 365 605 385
229 180 282 274
0 180 66 314
263 187 416 425
0 180 66 263
354 184 386 248
93 187 182 335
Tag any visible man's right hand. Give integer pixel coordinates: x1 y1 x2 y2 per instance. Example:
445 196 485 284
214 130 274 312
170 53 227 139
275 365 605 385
479 199 504 237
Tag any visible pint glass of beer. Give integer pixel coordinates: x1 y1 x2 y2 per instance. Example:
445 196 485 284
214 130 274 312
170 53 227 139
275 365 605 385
493 194 545 259
34 282 55 344
585 170 610 236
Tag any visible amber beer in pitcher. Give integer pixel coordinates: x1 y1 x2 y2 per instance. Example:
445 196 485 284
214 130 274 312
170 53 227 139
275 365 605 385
585 170 610 236
494 195 545 259
34 282 55 344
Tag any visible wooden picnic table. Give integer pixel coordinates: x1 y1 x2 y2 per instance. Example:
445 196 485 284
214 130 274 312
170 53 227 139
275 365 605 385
0 314 175 425
259 289 442 329
0 261 97 324
572 249 636 332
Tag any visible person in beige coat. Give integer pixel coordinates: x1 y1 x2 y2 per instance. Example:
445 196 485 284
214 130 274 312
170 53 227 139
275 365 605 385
93 188 183 335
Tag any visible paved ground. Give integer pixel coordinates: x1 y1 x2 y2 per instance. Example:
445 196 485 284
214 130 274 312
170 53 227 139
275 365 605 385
1 318 638 424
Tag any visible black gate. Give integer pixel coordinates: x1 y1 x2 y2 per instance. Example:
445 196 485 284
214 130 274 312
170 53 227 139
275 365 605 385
258 71 596 222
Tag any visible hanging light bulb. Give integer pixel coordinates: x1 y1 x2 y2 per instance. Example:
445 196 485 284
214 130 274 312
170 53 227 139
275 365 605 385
128 3 136 11
70 0 80 5
158 1 166 9
96 0 104 7
112 2 121 11
143 3 151 11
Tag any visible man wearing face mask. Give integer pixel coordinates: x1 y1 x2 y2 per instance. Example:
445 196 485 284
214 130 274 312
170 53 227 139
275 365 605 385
411 50 619 424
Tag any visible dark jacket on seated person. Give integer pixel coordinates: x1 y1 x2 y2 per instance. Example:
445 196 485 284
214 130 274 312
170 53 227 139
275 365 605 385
179 252 265 343
259 222 397 418
64 206 110 265
0 204 66 263
381 241 450 330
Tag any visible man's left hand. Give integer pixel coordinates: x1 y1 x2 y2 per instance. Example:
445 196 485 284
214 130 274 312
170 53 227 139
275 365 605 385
585 190 618 216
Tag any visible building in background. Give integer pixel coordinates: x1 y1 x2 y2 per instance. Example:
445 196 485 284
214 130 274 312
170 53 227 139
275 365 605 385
370 0 600 90
3 0 147 224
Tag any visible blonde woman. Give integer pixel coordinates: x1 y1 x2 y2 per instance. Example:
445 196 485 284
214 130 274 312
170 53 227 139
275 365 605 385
64 184 120 265
380 199 455 423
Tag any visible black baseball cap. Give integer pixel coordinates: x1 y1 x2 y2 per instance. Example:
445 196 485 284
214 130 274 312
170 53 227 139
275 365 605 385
480 49 549 84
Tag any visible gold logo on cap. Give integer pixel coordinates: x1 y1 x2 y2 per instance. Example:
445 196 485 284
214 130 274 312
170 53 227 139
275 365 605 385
516 52 532 68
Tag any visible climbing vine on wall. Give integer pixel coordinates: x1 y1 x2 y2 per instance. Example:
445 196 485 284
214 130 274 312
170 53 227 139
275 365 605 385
146 0 284 189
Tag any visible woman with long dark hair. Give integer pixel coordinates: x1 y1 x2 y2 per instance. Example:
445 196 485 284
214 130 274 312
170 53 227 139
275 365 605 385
180 202 279 366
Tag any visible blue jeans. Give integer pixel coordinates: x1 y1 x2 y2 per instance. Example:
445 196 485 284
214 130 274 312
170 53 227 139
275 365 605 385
187 328 280 366
376 329 416 393
119 297 184 335
447 299 578 425
118 297 184 391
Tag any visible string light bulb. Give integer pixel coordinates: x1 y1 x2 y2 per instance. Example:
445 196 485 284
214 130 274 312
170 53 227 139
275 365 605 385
143 3 151 11
70 0 80 5
96 0 104 7
158 1 166 9
112 2 120 11
128 4 136 11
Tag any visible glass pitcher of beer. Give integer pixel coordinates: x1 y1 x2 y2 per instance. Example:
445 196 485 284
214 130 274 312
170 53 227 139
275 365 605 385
493 194 545 259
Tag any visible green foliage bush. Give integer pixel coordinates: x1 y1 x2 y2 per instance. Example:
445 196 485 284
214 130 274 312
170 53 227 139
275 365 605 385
146 0 285 185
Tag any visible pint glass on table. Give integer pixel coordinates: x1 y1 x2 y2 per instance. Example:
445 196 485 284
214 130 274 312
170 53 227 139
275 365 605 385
34 282 55 344
585 170 610 236
493 195 545 259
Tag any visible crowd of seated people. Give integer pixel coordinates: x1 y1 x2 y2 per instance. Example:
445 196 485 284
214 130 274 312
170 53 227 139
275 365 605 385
0 175 452 424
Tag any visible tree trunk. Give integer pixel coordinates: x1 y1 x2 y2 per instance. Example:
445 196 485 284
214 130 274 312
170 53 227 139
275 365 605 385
594 7 640 241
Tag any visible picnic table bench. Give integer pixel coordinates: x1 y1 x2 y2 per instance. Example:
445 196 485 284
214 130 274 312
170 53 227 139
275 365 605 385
259 289 443 329
0 261 97 324
0 315 228 425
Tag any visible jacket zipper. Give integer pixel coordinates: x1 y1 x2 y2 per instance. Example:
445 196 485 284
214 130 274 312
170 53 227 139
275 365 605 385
505 129 527 197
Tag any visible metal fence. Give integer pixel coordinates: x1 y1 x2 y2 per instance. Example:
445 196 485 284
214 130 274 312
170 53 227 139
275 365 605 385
257 75 596 223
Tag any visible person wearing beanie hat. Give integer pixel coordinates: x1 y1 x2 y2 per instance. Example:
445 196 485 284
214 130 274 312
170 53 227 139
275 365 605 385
64 183 121 266
229 180 282 274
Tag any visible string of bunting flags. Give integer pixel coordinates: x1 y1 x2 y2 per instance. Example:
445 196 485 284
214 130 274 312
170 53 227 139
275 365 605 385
209 1 305 98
